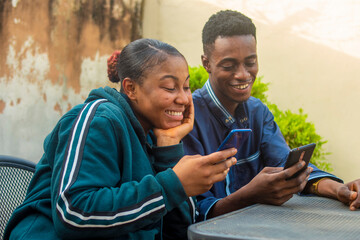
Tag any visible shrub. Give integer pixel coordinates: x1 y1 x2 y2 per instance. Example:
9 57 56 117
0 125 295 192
189 65 208 92
189 65 332 172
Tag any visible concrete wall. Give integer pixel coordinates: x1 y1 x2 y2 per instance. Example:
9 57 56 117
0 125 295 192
143 0 360 182
0 0 143 161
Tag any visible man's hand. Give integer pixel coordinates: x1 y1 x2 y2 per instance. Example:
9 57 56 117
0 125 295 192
316 178 360 211
173 148 237 197
243 160 312 206
208 159 312 218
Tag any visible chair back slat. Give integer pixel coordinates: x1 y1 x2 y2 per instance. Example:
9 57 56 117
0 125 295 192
0 155 36 240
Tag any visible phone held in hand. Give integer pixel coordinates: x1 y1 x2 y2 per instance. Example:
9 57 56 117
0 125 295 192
284 143 316 179
217 129 252 151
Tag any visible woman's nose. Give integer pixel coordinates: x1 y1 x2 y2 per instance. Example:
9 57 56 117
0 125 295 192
176 89 190 105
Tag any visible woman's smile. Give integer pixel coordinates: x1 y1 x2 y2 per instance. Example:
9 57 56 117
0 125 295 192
165 110 184 121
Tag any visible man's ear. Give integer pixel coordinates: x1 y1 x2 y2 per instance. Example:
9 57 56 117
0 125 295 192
122 78 137 100
201 55 211 74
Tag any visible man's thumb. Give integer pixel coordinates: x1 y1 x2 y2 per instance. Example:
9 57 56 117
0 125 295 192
349 191 358 201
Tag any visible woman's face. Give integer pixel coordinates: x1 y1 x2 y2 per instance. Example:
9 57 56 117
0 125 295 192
129 55 191 133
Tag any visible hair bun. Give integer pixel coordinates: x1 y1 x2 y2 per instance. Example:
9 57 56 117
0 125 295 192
107 50 121 83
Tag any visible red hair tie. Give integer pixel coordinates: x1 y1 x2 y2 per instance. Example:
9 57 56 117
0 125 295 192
107 50 121 83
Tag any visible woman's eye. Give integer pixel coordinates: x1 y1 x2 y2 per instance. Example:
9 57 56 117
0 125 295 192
164 87 176 91
184 86 191 91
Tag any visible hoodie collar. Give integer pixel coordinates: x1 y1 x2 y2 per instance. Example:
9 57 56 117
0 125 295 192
86 87 147 144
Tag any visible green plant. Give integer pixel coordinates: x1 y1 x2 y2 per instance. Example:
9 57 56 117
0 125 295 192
189 65 332 172
189 65 208 92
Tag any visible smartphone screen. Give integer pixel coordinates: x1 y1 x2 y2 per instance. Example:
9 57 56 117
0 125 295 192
217 129 252 151
284 143 316 179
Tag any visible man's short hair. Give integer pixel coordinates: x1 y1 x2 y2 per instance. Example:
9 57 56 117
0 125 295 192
202 10 256 56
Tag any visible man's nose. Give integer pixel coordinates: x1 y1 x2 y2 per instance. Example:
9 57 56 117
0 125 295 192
234 64 251 80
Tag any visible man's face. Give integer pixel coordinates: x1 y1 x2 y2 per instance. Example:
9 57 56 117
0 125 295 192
202 35 258 114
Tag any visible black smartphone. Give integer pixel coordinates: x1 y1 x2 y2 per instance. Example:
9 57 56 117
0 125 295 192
217 129 252 151
284 143 316 179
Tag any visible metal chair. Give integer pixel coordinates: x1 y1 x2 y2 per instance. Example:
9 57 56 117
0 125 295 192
0 155 36 240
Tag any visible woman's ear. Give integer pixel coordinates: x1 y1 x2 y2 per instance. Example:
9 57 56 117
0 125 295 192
201 55 211 74
122 78 137 100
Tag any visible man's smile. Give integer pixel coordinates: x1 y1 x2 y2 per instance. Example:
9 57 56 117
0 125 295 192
233 83 250 90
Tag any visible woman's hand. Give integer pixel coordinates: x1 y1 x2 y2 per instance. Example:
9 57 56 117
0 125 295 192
173 148 237 197
154 99 194 146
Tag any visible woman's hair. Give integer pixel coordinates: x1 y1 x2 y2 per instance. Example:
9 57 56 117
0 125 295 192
107 38 185 91
202 10 256 57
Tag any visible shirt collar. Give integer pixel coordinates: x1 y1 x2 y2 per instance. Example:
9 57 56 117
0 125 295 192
200 80 249 128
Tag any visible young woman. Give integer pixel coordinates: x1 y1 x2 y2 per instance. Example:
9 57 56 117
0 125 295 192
4 39 237 240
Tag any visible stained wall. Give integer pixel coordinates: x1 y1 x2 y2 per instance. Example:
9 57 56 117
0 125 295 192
0 0 143 161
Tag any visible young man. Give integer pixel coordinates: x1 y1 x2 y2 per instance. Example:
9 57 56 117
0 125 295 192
183 10 360 221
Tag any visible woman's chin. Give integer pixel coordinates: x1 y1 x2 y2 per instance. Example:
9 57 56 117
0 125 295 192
161 121 182 130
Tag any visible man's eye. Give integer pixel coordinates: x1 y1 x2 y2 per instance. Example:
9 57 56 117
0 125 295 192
245 61 257 67
184 87 191 91
222 65 234 71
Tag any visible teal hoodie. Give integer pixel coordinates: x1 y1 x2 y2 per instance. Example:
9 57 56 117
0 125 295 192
4 87 194 240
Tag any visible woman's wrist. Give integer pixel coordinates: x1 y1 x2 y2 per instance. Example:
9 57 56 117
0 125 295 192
156 135 180 146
